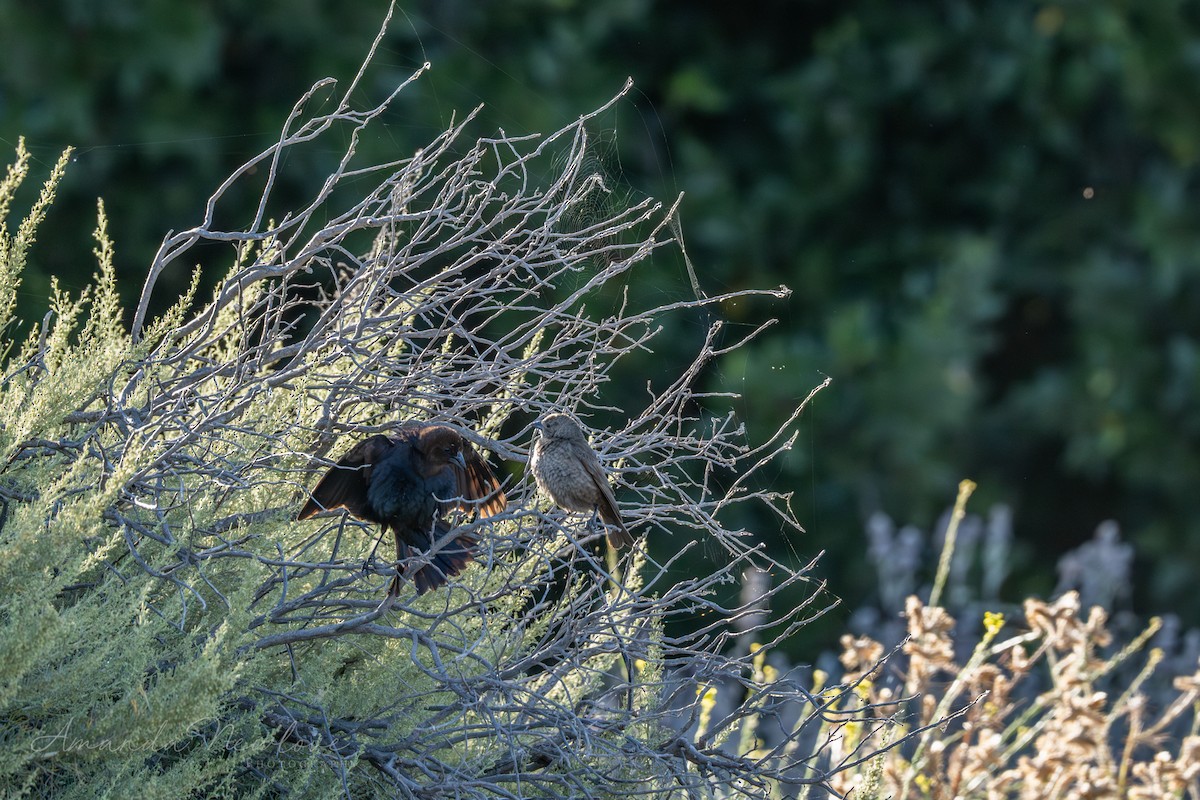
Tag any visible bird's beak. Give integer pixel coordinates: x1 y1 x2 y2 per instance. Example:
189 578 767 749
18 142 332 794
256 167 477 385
532 421 544 432
452 452 468 470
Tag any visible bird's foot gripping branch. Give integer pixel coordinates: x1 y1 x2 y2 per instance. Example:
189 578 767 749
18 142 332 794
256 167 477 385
0 39 944 800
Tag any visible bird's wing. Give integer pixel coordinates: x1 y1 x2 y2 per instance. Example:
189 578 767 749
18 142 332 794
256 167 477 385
579 445 633 547
297 435 394 520
455 442 507 517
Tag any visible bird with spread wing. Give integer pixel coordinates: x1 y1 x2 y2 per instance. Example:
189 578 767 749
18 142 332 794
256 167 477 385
297 423 507 596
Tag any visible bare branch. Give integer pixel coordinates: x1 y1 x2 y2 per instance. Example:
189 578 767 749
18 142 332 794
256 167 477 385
5 36 952 797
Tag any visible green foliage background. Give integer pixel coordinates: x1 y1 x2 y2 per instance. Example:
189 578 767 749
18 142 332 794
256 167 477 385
4 0 1200 638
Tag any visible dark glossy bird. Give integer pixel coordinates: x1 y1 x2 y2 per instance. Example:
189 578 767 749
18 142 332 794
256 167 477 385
529 413 634 548
297 423 507 595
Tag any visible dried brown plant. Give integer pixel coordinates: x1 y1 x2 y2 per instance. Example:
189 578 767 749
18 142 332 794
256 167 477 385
829 588 1200 800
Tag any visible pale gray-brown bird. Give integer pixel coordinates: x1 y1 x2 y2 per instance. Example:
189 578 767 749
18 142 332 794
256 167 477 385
298 422 506 595
529 413 634 548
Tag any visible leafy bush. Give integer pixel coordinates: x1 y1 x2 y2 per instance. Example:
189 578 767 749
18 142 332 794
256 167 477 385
0 48 887 797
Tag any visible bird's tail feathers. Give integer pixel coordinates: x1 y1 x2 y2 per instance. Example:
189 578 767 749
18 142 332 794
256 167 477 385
606 523 634 549
598 505 634 548
392 527 478 595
